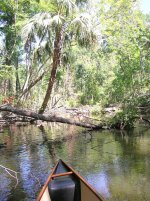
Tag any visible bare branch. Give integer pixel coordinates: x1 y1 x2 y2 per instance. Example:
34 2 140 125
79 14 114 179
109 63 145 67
0 165 19 188
0 164 41 189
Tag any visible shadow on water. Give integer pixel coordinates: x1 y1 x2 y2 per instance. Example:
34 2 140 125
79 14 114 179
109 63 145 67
0 123 150 201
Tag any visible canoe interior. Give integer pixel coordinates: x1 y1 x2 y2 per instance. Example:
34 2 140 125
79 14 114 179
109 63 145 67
41 181 102 201
40 187 51 201
39 160 104 201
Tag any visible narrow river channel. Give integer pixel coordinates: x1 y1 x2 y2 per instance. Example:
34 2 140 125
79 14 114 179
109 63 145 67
0 123 149 201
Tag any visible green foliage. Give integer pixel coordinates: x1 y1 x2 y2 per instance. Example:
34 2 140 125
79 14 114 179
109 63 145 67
91 104 103 116
0 65 14 79
138 94 150 107
0 0 149 128
97 0 150 128
112 104 138 129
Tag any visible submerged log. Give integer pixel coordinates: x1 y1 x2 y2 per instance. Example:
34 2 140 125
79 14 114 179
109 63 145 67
0 104 103 130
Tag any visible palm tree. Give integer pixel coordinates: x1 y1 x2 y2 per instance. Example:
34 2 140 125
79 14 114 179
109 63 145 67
22 0 97 114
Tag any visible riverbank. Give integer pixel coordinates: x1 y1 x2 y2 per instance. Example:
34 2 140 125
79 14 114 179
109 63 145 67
0 104 150 132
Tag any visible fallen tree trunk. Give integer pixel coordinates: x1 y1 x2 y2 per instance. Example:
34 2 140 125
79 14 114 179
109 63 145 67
142 117 150 126
0 104 103 129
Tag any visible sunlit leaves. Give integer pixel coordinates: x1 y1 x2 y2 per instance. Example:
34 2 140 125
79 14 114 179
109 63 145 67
71 12 97 47
0 64 14 79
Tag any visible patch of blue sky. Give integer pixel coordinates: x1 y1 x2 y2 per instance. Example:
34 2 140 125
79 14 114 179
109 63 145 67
140 0 150 14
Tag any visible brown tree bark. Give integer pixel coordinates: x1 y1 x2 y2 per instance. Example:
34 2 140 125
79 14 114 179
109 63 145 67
39 28 64 114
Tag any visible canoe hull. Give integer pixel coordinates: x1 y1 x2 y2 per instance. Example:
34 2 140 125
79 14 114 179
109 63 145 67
37 160 105 201
41 187 51 201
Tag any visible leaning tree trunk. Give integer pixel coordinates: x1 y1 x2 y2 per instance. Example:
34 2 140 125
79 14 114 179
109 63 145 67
39 27 64 114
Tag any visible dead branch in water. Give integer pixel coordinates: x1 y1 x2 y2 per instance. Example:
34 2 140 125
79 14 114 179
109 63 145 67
0 164 42 188
0 164 19 188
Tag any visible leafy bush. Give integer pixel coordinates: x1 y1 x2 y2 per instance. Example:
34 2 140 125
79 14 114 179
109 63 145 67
112 104 138 129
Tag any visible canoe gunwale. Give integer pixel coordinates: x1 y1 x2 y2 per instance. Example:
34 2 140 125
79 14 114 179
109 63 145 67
61 160 106 201
36 162 58 201
36 160 106 201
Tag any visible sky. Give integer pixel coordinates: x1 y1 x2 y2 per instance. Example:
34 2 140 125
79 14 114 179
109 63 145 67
141 0 150 14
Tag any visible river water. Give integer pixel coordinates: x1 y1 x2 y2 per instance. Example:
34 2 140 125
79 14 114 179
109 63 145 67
0 123 149 201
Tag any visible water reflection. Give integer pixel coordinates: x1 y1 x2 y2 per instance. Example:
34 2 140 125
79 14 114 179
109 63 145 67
0 124 150 201
87 171 110 198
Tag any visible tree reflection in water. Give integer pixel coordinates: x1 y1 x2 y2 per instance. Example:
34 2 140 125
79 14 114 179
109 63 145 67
0 124 149 201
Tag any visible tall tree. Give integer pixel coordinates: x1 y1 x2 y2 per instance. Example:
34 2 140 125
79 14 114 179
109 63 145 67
0 0 16 93
21 0 96 113
0 0 22 96
99 0 145 101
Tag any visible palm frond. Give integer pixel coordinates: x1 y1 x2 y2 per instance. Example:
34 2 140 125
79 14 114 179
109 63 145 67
72 12 92 29
57 0 77 16
71 12 96 46
75 0 88 6
21 12 65 47
52 14 65 27
21 13 51 42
